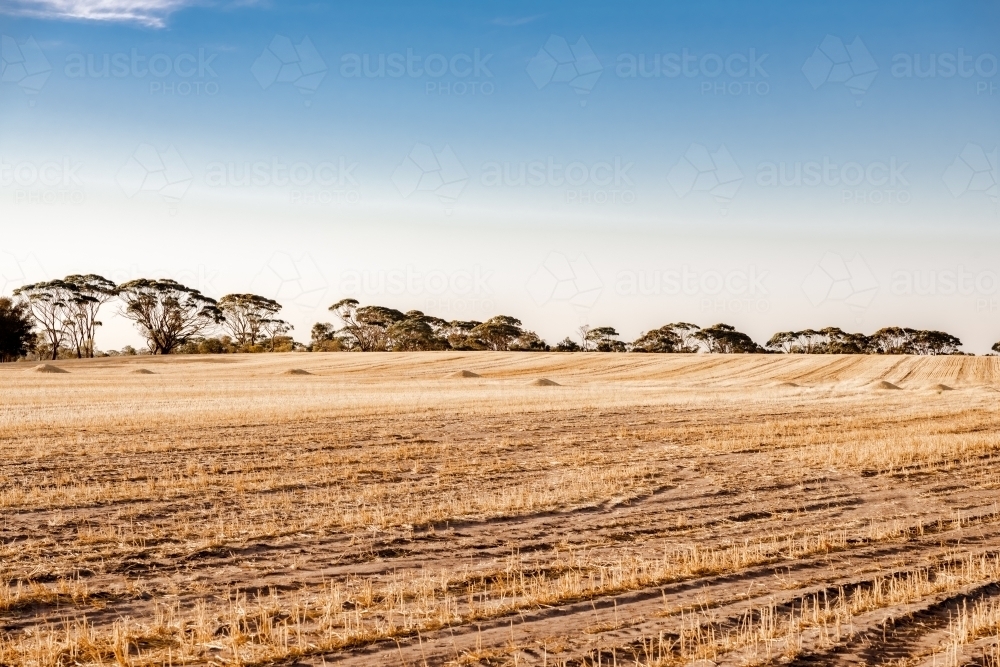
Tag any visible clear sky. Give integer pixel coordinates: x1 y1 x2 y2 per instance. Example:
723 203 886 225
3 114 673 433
1 0 999 351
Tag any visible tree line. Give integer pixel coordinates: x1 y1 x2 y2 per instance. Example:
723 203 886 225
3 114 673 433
1 276 292 360
314 310 971 356
0 276 995 361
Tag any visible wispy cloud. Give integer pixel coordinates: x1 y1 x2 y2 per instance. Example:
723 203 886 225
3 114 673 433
1 0 200 28
491 14 545 27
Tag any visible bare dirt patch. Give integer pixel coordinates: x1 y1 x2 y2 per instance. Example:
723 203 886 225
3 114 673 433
29 363 68 374
873 379 902 390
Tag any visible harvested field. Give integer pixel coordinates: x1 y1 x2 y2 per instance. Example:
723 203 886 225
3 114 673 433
3 352 1000 666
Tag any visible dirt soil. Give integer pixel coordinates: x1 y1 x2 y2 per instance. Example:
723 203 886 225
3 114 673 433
2 353 1000 666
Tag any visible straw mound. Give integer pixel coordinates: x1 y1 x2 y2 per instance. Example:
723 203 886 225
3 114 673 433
130 368 156 375
283 369 313 376
929 383 953 391
30 364 68 374
774 381 801 388
450 370 481 378
529 378 560 386
873 380 901 390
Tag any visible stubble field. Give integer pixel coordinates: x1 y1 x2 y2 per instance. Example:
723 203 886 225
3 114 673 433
3 352 1000 666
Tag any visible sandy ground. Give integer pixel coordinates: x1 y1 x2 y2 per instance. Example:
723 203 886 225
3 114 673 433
2 352 1000 666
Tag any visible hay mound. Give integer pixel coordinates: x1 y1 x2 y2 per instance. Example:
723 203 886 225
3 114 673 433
873 380 901 390
450 370 481 378
283 369 312 376
530 378 560 386
775 381 801 388
31 364 68 374
929 383 953 391
130 368 155 375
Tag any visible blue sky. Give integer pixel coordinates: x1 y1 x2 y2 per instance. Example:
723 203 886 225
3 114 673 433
1 0 999 350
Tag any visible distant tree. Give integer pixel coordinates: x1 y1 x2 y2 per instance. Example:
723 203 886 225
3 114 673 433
260 318 293 352
820 327 869 354
442 320 481 350
796 329 825 353
555 336 581 351
692 323 761 353
767 328 866 354
767 327 962 355
178 336 235 355
63 274 117 358
387 311 447 351
994 341 1000 354
631 325 684 353
576 324 592 351
766 331 798 354
585 326 625 352
868 327 913 355
13 280 79 360
329 299 407 351
218 294 283 347
117 279 223 355
665 322 701 352
310 322 343 351
468 315 523 351
510 330 549 351
909 330 962 355
0 297 35 362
